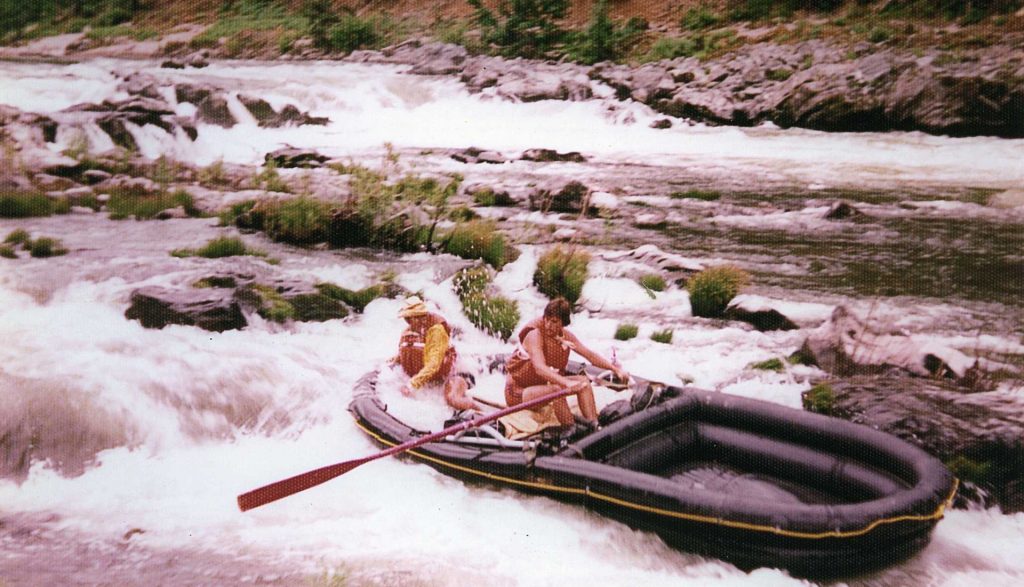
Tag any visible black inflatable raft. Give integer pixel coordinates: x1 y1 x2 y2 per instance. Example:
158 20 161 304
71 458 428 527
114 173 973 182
349 366 957 578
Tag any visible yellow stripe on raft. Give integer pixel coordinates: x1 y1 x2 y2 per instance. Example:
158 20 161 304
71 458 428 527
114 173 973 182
354 419 958 540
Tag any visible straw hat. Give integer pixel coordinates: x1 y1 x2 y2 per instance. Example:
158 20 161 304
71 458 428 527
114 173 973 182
398 296 428 318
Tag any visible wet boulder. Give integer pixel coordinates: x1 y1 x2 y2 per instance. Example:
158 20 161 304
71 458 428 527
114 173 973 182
238 95 329 128
196 94 236 128
529 180 592 215
824 200 867 221
451 147 506 165
724 296 799 331
126 286 247 332
795 305 977 384
807 374 1024 513
520 148 587 163
265 148 328 168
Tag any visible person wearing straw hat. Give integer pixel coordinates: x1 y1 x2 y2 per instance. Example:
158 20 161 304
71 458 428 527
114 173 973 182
395 296 474 411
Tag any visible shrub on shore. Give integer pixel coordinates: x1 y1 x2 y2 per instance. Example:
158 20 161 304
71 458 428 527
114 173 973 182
534 245 590 304
263 197 331 244
614 323 639 341
0 244 16 259
107 189 199 220
4 228 31 245
687 265 750 318
0 193 54 218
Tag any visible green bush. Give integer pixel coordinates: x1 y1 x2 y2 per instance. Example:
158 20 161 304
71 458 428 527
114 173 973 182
564 1 646 64
4 228 31 245
687 265 750 318
639 273 666 292
471 187 515 207
107 189 198 220
802 382 835 415
469 0 568 58
651 328 674 344
326 14 381 53
749 358 785 372
254 160 290 193
0 244 17 259
0 193 54 218
463 293 520 340
444 220 506 269
534 245 590 304
264 197 331 244
29 237 68 258
614 323 639 341
682 5 722 30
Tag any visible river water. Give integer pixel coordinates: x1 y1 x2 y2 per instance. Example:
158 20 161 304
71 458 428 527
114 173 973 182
1 57 1023 586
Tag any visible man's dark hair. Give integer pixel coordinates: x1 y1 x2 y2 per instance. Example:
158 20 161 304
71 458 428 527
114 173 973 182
543 297 572 326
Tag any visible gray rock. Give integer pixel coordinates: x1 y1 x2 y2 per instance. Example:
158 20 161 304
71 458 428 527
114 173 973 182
796 305 977 383
724 297 799 331
265 148 328 168
125 286 247 332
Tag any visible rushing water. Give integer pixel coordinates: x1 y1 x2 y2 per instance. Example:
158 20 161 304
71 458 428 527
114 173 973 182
1 57 1023 586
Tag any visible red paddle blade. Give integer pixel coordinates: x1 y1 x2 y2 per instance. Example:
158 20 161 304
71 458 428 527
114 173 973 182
237 457 368 512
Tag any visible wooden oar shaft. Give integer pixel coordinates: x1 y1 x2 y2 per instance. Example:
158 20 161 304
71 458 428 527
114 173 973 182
237 386 577 512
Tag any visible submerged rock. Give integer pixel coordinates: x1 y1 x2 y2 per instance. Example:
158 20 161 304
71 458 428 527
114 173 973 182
810 374 1024 513
724 297 799 331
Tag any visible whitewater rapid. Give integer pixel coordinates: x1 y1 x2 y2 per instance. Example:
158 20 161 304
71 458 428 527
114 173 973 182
2 56 1024 586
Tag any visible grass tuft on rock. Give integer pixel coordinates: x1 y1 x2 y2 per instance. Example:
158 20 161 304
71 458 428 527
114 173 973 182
108 189 199 220
650 328 674 344
28 237 68 258
688 265 750 318
172 236 264 259
4 228 31 245
444 220 507 269
749 357 785 372
534 245 590 304
614 323 639 341
639 273 667 292
0 244 17 259
802 382 835 415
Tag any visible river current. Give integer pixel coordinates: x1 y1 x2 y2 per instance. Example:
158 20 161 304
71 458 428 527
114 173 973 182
1 57 1023 586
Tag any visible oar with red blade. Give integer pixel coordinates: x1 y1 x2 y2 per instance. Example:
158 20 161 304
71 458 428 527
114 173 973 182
237 386 577 512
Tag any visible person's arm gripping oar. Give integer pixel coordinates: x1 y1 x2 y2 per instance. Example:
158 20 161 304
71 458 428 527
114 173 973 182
237 386 577 512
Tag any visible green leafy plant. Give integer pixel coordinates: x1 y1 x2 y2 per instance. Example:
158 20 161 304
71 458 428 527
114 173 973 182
682 4 722 30
650 328 674 344
687 265 750 318
534 245 590 304
453 265 491 298
254 160 290 193
614 323 639 341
